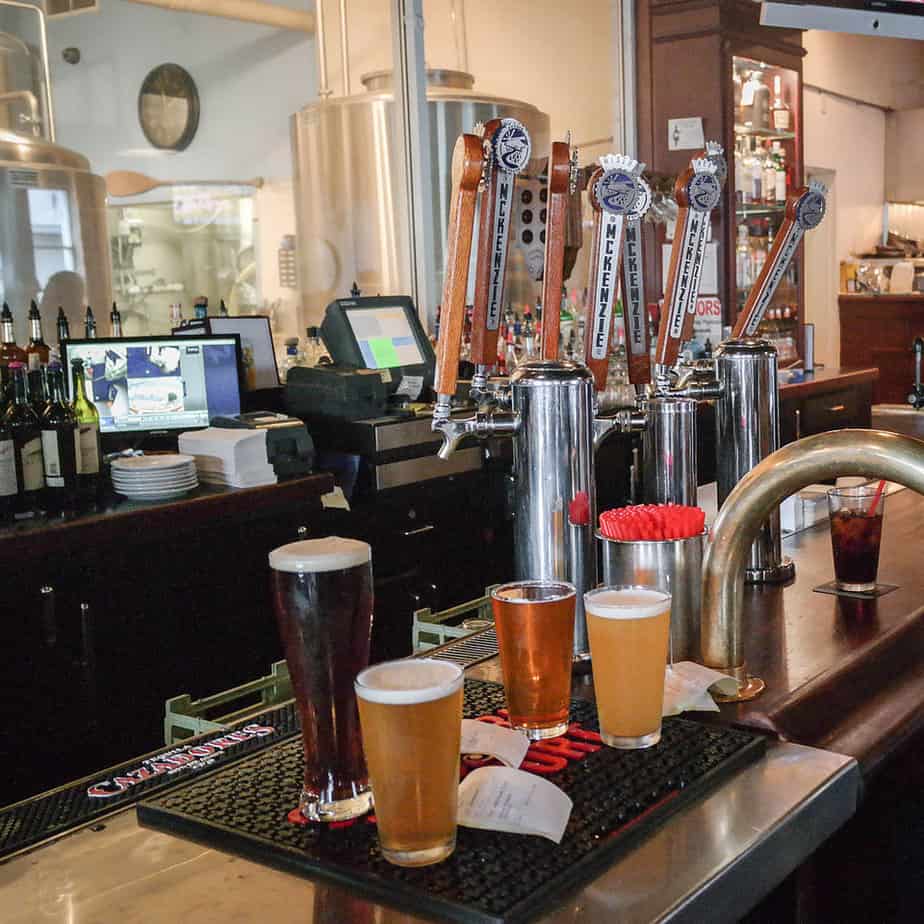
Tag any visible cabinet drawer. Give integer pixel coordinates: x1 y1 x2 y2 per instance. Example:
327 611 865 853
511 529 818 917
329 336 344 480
801 388 861 435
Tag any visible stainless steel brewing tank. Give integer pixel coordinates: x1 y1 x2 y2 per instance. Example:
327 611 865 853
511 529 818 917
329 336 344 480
509 360 596 663
291 69 549 327
0 130 111 341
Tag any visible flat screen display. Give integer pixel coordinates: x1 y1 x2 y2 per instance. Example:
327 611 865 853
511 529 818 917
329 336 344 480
345 306 425 369
63 336 241 434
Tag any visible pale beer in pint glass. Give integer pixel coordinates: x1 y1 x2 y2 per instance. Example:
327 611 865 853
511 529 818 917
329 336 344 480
491 580 576 739
355 658 464 867
584 586 671 749
269 537 373 822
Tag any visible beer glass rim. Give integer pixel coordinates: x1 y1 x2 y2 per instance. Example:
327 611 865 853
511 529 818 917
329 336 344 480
354 657 463 705
269 536 371 574
827 482 881 500
584 584 671 619
490 580 576 604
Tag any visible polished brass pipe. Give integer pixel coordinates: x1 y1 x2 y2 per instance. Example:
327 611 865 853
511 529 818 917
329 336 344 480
702 429 924 700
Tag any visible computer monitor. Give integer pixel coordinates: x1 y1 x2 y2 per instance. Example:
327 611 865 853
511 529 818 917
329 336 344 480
761 0 924 39
319 295 436 395
61 335 243 436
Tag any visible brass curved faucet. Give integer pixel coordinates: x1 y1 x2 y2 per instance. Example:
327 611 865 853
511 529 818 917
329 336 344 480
702 429 924 700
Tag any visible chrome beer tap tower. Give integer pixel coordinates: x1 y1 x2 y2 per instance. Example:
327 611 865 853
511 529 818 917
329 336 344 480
433 130 645 666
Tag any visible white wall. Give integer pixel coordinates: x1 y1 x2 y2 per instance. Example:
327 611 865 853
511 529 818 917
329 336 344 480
46 0 316 181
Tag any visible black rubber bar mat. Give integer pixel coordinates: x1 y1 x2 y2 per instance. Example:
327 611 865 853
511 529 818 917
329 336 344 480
137 679 766 924
0 702 300 860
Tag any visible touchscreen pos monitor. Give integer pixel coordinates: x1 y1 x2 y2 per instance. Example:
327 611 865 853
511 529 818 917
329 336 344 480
319 296 435 396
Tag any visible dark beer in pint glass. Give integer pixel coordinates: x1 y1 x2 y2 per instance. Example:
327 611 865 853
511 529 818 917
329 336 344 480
269 536 373 821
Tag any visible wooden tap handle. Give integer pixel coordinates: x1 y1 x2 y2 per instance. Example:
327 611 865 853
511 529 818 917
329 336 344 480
583 167 630 391
541 141 573 360
470 119 503 367
620 223 651 385
732 186 809 339
654 168 694 370
433 134 485 397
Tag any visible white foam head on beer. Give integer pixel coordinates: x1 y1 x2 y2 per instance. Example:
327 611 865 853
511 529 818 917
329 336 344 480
584 587 670 619
355 658 464 705
268 536 371 573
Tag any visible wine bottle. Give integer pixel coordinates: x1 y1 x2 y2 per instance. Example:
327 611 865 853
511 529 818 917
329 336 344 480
110 301 123 337
0 302 26 402
56 307 70 347
26 300 50 365
27 355 49 419
0 413 16 521
3 362 44 515
85 306 97 339
70 358 102 503
41 363 79 513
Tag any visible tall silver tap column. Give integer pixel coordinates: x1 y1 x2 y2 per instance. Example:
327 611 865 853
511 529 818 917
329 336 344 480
715 338 795 582
642 397 698 506
509 361 596 666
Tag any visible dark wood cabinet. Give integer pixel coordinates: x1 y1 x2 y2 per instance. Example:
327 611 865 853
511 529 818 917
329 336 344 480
636 0 805 351
779 371 876 445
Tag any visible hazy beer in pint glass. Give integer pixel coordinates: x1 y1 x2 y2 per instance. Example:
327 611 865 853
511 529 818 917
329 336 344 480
355 658 464 867
269 537 373 822
584 586 671 749
491 580 576 739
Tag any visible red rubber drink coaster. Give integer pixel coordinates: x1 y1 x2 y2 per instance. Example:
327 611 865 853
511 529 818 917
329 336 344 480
139 679 766 924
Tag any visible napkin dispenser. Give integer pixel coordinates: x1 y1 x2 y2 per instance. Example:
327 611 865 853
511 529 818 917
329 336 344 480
210 412 315 477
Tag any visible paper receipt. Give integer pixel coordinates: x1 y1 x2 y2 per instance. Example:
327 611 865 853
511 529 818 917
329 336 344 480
662 661 739 716
457 766 573 843
460 720 530 768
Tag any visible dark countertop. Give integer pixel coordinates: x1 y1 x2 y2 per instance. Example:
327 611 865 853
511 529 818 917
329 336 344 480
778 366 879 400
838 293 924 301
0 472 335 558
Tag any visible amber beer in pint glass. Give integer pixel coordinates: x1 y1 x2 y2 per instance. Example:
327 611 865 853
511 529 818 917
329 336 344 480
491 580 576 739
269 537 373 822
584 586 671 749
355 658 464 867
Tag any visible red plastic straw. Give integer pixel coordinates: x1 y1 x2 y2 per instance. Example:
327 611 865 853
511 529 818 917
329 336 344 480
869 479 887 516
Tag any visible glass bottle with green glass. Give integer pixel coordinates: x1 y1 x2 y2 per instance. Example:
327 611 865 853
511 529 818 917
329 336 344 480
70 358 102 503
3 361 44 516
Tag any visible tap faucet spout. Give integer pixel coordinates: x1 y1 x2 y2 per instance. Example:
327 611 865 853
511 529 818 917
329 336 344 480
702 429 924 700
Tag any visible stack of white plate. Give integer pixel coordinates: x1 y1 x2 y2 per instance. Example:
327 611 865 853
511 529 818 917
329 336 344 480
111 454 199 500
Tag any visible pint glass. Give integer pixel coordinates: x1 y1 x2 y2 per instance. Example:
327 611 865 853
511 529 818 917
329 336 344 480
585 586 671 748
269 536 373 822
491 580 576 739
355 658 464 867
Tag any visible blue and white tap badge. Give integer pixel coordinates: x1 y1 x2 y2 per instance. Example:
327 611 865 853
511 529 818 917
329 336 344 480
796 180 828 230
492 118 531 174
594 154 644 216
687 158 721 212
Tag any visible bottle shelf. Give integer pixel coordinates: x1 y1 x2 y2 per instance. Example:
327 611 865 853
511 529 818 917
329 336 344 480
736 203 787 218
734 124 796 141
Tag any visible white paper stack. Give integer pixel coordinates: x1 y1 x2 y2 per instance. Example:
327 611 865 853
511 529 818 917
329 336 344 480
178 428 277 488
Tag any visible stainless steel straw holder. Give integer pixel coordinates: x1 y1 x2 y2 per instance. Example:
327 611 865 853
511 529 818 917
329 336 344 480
597 530 706 661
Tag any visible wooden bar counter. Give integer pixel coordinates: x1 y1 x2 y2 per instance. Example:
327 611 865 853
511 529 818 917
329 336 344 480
839 292 924 403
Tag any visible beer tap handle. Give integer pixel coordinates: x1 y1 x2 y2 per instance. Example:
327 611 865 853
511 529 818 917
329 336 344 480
433 133 485 415
470 119 532 388
619 175 653 386
541 141 575 360
732 181 828 339
654 156 721 383
584 156 644 391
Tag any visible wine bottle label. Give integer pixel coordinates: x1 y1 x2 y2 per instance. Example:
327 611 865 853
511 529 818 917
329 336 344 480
41 429 63 484
0 438 16 497
78 423 101 474
21 436 44 491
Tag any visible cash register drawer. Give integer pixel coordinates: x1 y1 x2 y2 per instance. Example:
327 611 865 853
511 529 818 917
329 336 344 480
375 446 482 491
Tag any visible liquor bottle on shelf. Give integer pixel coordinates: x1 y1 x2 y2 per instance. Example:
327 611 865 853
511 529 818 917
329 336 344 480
56 307 70 348
750 220 769 283
110 301 123 337
70 358 102 503
3 362 44 516
741 70 770 130
27 355 48 419
1 302 26 403
84 306 97 339
734 137 747 205
0 412 15 521
744 139 762 204
736 224 753 291
40 363 79 514
771 75 792 132
26 301 50 366
194 296 208 320
762 144 777 206
771 142 788 203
